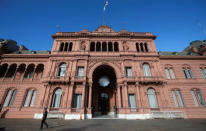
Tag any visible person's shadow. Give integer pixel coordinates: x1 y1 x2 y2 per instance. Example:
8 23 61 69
0 127 6 131
1 109 9 118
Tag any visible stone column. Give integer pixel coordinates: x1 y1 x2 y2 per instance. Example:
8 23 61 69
135 82 141 110
88 83 92 108
117 84 122 108
82 82 86 108
68 83 74 110
123 82 129 109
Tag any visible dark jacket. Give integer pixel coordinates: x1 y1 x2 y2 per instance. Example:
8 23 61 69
42 110 48 120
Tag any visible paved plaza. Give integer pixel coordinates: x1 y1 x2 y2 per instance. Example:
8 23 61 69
0 119 206 131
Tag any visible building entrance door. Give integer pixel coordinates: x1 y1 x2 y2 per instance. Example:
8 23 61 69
98 93 109 115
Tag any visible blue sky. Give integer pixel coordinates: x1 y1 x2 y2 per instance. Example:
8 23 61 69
0 0 206 52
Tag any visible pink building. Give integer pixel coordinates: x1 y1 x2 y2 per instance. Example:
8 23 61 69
0 25 206 119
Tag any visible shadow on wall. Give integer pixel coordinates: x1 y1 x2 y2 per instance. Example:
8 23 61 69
1 109 9 118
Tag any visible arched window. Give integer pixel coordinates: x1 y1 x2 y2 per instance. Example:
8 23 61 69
165 66 175 79
15 64 26 79
68 42 73 51
147 88 158 108
108 42 113 52
143 63 151 77
24 89 37 107
114 42 119 52
35 64 44 79
90 42 95 51
5 64 17 78
0 64 8 77
24 64 35 78
59 42 64 51
102 42 107 52
3 89 17 107
136 43 140 52
191 89 205 107
144 43 148 52
64 42 68 51
140 43 144 52
171 89 184 107
96 42 101 51
182 65 194 79
57 63 67 77
200 65 206 79
51 88 62 108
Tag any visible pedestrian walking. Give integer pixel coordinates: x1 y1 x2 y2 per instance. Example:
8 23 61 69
40 108 48 129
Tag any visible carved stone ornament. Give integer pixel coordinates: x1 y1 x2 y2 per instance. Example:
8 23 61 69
79 41 86 51
122 41 129 51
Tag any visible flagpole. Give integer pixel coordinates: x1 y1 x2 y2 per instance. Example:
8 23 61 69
103 10 106 25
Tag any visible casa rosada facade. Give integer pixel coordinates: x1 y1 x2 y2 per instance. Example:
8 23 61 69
0 25 206 120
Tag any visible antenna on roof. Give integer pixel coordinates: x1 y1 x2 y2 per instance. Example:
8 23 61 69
56 25 61 32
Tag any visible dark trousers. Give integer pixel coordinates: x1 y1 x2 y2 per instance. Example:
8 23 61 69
40 119 48 129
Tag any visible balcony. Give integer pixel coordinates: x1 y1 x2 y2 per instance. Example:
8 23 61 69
44 76 70 84
124 76 136 82
138 76 164 85
72 76 86 83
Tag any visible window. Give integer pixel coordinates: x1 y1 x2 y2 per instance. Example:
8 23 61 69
171 90 184 107
128 94 136 109
64 42 68 51
165 67 175 79
144 43 148 52
3 89 17 107
90 42 95 51
136 43 140 52
108 42 113 52
200 68 206 79
143 63 151 77
68 42 73 51
96 42 101 51
57 63 67 77
183 67 194 79
24 64 35 78
74 94 82 108
140 43 144 52
102 42 107 52
77 67 84 77
59 42 64 51
5 64 17 78
24 89 37 107
125 67 132 77
147 88 158 108
114 42 119 52
191 89 205 107
0 64 8 77
51 88 62 108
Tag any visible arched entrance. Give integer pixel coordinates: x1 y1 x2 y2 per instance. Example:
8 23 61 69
92 65 117 116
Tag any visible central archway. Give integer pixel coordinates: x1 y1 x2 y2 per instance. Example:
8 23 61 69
92 65 117 116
